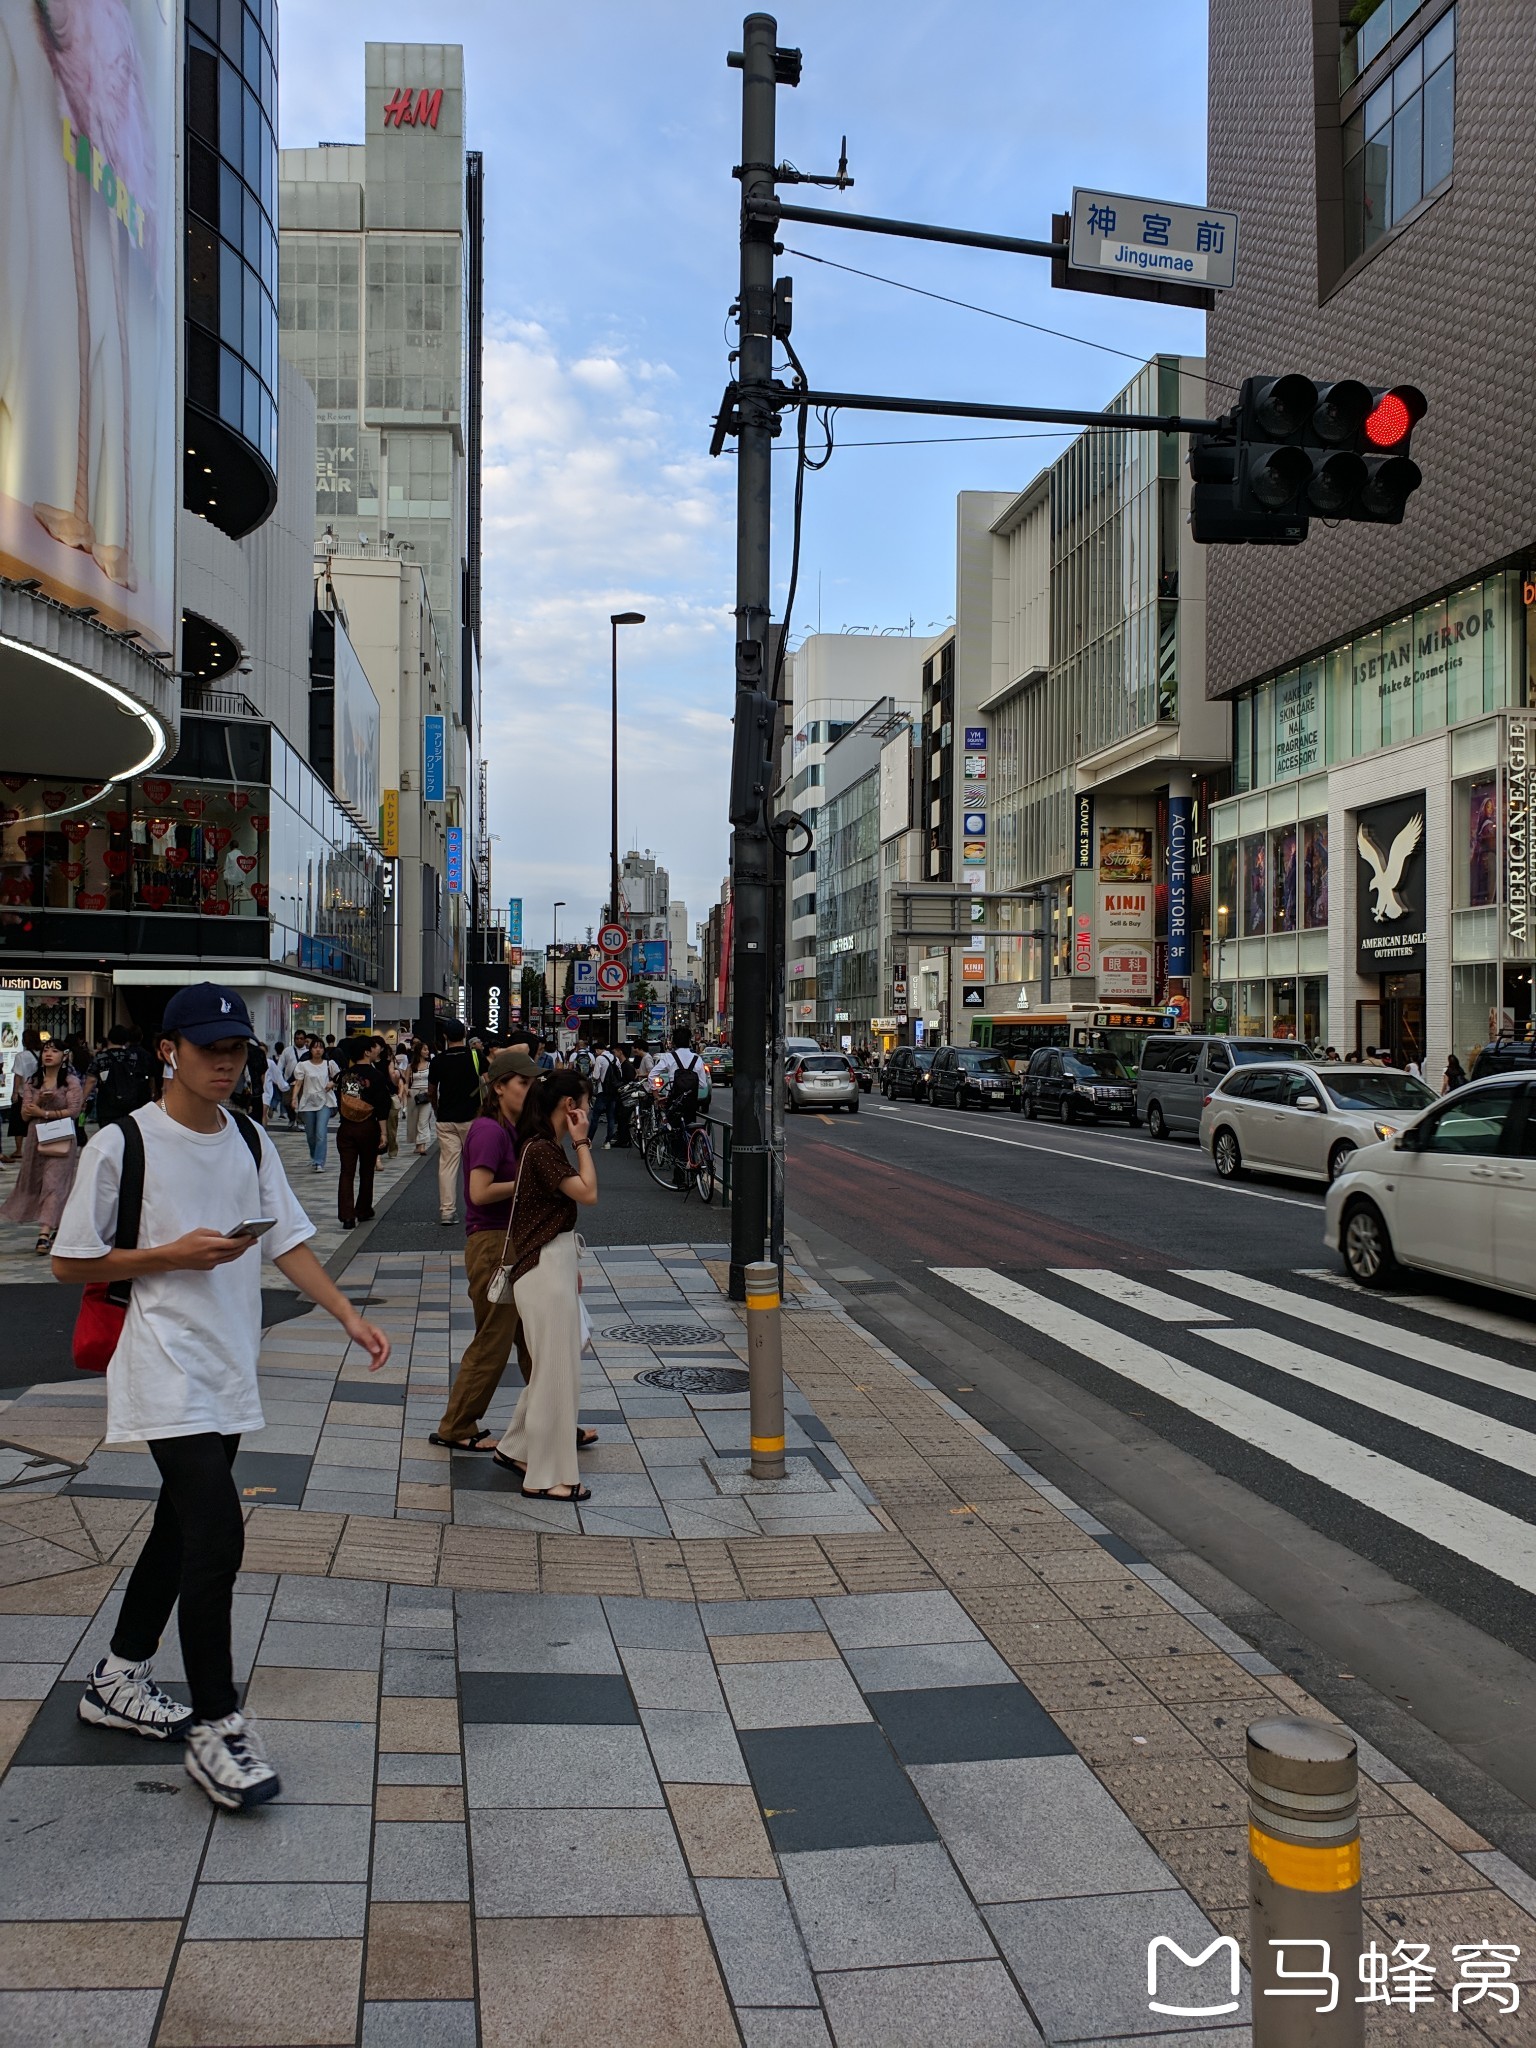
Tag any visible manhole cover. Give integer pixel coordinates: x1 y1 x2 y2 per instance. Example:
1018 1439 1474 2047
602 1323 716 1347
636 1365 752 1394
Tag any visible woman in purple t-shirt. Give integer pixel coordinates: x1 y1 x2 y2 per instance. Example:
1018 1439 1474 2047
430 1048 537 1451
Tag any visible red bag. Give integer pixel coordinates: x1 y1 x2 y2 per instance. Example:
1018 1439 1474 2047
71 1116 143 1373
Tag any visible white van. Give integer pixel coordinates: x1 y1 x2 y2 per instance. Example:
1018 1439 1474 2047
1136 1035 1301 1140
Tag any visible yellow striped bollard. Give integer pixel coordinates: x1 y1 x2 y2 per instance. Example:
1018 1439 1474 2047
744 1260 786 1481
1248 1716 1363 2045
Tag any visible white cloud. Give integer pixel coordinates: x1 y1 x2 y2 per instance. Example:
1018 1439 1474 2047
479 318 736 931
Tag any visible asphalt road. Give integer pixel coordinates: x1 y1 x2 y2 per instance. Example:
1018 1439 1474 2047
780 1090 1536 1862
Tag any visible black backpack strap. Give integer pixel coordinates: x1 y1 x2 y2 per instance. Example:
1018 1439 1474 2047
229 1108 264 1171
106 1116 146 1310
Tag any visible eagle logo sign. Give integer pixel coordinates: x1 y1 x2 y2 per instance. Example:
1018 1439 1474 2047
1357 812 1423 923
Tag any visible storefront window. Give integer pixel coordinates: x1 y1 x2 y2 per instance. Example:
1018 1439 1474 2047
1302 817 1329 927
1238 978 1266 1035
1270 825 1298 931
1302 976 1328 1047
1240 835 1267 937
1452 961 1497 1070
1237 573 1526 792
1352 627 1382 758
1450 773 1499 909
1272 977 1298 1039
1215 840 1236 945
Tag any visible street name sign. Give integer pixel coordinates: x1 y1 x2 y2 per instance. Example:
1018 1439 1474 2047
1069 188 1239 292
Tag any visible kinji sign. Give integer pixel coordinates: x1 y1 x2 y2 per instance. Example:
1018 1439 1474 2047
383 87 443 129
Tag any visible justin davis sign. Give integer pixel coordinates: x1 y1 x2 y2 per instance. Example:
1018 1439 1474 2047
1510 721 1529 950
1355 792 1427 975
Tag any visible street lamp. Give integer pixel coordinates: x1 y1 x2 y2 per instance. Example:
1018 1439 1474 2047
610 611 645 1050
551 899 565 1039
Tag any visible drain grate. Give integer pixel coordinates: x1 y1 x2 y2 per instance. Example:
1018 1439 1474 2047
635 1365 752 1395
601 1322 718 1347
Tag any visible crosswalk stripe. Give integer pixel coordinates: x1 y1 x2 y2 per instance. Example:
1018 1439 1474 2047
1174 1270 1536 1405
932 1265 1536 1597
1199 1326 1536 1479
1299 1267 1536 1351
1053 1269 1229 1323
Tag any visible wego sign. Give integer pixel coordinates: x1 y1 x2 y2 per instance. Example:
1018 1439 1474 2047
382 87 444 129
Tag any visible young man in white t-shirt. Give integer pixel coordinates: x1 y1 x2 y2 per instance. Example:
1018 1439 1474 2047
52 982 391 1811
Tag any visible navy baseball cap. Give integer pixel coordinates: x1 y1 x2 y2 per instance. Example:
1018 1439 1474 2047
161 982 255 1046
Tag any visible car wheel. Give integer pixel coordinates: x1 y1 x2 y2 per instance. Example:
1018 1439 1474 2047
1147 1102 1167 1141
1342 1199 1399 1288
1060 1096 1074 1124
1327 1141 1355 1184
1024 1093 1037 1120
847 1097 859 1115
1213 1127 1243 1179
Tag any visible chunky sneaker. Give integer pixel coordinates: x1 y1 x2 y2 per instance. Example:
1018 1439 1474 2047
78 1657 194 1740
184 1712 281 1811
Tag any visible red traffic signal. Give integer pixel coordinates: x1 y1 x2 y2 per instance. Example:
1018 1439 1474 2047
1364 385 1426 449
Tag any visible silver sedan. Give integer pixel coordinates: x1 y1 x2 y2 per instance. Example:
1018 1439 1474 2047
786 1053 860 1113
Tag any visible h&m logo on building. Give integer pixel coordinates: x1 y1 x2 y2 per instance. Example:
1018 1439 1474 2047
383 87 444 129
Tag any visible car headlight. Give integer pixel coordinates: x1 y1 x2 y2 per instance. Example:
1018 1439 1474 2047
1372 1121 1398 1142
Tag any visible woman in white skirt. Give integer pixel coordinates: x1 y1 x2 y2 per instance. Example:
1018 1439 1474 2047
494 1068 598 1500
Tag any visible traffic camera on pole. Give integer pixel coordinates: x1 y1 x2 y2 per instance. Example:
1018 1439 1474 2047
1189 376 1427 545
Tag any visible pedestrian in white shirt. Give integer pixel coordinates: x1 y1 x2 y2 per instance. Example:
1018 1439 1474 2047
51 982 391 1810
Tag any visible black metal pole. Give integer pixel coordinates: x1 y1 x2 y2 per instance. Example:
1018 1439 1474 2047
610 619 620 1054
745 194 1062 262
726 13 784 1302
779 389 1223 434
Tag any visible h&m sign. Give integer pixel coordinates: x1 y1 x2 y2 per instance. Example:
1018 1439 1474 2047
383 87 443 129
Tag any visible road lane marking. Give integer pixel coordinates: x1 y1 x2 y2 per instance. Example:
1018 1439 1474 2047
1054 1269 1229 1323
1176 1270 1536 1402
1199 1325 1536 1478
932 1265 1536 1596
864 1107 1320 1209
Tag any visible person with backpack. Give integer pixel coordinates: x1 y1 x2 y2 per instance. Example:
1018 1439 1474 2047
334 1036 394 1229
586 1034 621 1150
82 1025 156 1129
50 982 391 1811
428 1018 484 1225
652 1024 710 1187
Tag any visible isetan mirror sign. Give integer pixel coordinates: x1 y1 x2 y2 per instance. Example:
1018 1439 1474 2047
0 0 177 647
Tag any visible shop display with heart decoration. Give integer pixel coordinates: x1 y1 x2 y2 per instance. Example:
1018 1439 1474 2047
182 797 206 819
61 820 90 843
148 818 173 839
163 848 189 867
249 883 269 906
250 814 269 832
204 826 232 851
142 779 171 802
138 885 171 909
59 861 83 882
235 854 258 874
42 790 67 810
201 897 230 917
76 892 107 910
102 850 130 876
229 792 250 810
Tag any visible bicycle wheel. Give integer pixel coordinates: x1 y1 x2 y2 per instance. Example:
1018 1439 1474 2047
642 1123 677 1189
688 1129 715 1205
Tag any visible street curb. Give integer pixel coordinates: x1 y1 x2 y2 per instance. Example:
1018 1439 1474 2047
325 1145 431 1287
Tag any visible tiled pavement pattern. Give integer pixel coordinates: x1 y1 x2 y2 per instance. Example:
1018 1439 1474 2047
0 1114 419 1289
0 1250 1532 2043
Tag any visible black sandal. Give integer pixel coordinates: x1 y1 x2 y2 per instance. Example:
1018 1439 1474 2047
429 1431 497 1453
521 1482 591 1502
491 1450 526 1475
577 1428 599 1450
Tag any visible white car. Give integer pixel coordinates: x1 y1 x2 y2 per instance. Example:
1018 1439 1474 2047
1199 1060 1437 1185
1326 1073 1536 1296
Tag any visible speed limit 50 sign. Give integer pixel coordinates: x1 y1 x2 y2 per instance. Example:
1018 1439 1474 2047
598 924 627 956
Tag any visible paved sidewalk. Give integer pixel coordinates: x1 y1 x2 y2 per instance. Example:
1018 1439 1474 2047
0 1115 420 1290
1 1247 1533 2045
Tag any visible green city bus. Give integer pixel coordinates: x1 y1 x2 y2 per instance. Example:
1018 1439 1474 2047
969 1004 1178 1080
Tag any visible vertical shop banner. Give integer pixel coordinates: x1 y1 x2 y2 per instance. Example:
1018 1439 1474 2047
423 715 446 802
1166 796 1192 976
380 790 400 858
444 825 463 895
1074 794 1095 874
1507 722 1529 949
1355 792 1427 974
0 0 177 648
507 897 523 945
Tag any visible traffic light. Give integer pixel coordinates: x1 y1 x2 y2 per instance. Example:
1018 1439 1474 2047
1188 376 1427 544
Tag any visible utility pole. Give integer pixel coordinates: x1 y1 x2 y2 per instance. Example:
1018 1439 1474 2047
725 14 796 1301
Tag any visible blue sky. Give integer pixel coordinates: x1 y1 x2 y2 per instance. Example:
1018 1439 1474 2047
279 0 1208 943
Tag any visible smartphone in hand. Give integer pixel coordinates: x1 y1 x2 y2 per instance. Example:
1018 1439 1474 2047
229 1217 277 1241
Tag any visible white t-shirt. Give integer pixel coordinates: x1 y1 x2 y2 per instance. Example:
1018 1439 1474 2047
293 1058 338 1110
53 1104 314 1444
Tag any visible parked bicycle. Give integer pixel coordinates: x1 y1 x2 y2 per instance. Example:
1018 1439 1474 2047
635 1092 715 1204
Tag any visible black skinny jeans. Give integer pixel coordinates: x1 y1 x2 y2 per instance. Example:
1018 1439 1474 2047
111 1432 245 1721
